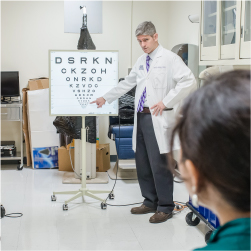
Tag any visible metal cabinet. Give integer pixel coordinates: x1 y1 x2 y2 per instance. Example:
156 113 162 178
1 101 23 170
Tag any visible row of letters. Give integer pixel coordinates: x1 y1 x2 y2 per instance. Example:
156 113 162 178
61 68 107 74
55 57 113 65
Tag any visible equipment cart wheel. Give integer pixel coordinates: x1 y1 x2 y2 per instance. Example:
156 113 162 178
205 230 213 243
17 165 23 171
63 204 68 211
51 195 56 201
108 193 115 200
101 202 107 210
186 212 200 226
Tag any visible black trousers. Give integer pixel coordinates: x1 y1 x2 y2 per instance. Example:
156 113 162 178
135 113 175 213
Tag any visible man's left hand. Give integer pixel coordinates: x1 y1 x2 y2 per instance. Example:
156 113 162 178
150 101 166 116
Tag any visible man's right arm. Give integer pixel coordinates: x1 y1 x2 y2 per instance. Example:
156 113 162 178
91 63 137 107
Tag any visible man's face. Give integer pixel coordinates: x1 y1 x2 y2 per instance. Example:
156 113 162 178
137 33 159 54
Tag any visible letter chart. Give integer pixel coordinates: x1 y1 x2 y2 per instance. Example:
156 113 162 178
50 50 118 116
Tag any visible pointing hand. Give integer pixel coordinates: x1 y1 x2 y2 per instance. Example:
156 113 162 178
90 97 106 108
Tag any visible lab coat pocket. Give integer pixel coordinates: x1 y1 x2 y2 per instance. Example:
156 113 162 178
153 73 166 89
162 110 175 129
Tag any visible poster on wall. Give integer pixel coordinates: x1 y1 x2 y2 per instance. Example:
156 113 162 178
49 50 118 116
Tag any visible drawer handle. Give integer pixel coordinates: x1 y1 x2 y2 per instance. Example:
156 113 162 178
1 113 8 115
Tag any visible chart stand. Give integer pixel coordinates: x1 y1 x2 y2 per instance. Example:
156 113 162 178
51 116 113 210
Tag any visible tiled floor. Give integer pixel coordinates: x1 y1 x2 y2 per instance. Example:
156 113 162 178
1 164 210 250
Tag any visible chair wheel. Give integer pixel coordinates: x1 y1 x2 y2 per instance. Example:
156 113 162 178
101 202 107 210
51 195 56 201
63 204 68 211
205 230 213 243
17 165 23 171
109 193 115 200
185 212 200 226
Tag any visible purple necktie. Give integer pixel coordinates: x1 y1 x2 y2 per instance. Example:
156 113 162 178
137 55 150 112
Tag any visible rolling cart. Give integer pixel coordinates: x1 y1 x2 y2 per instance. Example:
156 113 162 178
185 197 220 243
1 101 23 170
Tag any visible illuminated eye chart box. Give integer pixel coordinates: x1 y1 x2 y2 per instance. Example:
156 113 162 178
49 50 118 116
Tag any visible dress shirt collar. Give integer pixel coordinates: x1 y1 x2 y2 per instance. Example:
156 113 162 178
147 44 160 61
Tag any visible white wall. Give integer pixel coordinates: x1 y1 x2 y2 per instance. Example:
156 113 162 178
1 1 201 155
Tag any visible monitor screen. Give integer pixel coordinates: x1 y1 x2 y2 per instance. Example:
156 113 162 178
1 71 20 97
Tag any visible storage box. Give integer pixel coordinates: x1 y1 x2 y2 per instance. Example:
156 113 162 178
28 78 49 91
33 146 58 169
96 143 110 172
58 146 74 172
27 88 59 168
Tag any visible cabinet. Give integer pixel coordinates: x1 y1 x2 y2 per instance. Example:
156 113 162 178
199 0 250 65
220 1 237 59
240 0 251 58
200 0 219 60
1 101 23 170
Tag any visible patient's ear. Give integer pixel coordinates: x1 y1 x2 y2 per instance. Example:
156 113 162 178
184 160 199 192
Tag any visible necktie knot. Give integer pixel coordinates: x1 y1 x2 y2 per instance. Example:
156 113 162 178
146 55 150 73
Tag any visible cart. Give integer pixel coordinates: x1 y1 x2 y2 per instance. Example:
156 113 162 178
185 197 220 243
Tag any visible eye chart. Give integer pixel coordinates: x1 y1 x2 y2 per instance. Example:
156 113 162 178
49 50 118 116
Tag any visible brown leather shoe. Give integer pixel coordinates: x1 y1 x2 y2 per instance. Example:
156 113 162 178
149 211 173 223
131 204 156 214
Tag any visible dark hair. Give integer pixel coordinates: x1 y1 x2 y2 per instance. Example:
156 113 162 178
170 70 250 212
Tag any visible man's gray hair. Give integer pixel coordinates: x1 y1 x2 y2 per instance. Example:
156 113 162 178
135 21 156 37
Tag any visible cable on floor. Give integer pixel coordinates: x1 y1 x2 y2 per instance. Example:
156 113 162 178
1 205 23 219
4 213 23 218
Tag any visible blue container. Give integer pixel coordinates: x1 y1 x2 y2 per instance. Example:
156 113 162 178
189 197 220 229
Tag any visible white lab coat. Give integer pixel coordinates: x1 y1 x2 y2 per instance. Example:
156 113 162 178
103 45 197 154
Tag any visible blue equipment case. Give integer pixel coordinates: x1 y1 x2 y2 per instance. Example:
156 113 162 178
185 197 220 243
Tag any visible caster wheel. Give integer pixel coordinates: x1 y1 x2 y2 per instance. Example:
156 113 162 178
17 165 23 171
101 202 107 210
185 212 200 226
108 193 115 200
51 195 56 201
63 204 68 211
205 230 213 243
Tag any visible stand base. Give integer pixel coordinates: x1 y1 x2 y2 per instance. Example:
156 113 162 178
52 188 111 205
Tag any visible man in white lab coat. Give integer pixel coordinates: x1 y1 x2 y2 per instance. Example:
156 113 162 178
91 21 197 223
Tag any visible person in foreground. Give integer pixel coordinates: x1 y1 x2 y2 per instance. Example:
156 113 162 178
91 21 196 223
169 70 250 250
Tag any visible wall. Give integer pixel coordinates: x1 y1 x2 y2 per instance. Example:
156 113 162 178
1 1 201 156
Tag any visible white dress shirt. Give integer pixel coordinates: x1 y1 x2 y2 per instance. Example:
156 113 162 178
143 45 160 107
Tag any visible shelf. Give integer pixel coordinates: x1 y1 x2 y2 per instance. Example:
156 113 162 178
208 12 217 18
1 152 22 160
222 29 236 34
223 5 236 12
204 33 216 37
199 58 251 66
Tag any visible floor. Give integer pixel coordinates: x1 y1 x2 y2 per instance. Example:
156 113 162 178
1 164 210 250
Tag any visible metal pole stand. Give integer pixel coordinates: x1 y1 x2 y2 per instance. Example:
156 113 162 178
51 116 113 210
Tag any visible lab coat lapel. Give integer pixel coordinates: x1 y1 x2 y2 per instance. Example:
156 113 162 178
146 46 163 77
142 55 148 76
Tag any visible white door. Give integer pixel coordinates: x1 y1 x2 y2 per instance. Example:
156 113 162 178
240 0 251 58
220 1 237 59
201 0 220 60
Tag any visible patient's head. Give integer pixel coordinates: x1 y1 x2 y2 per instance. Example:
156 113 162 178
170 70 250 214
